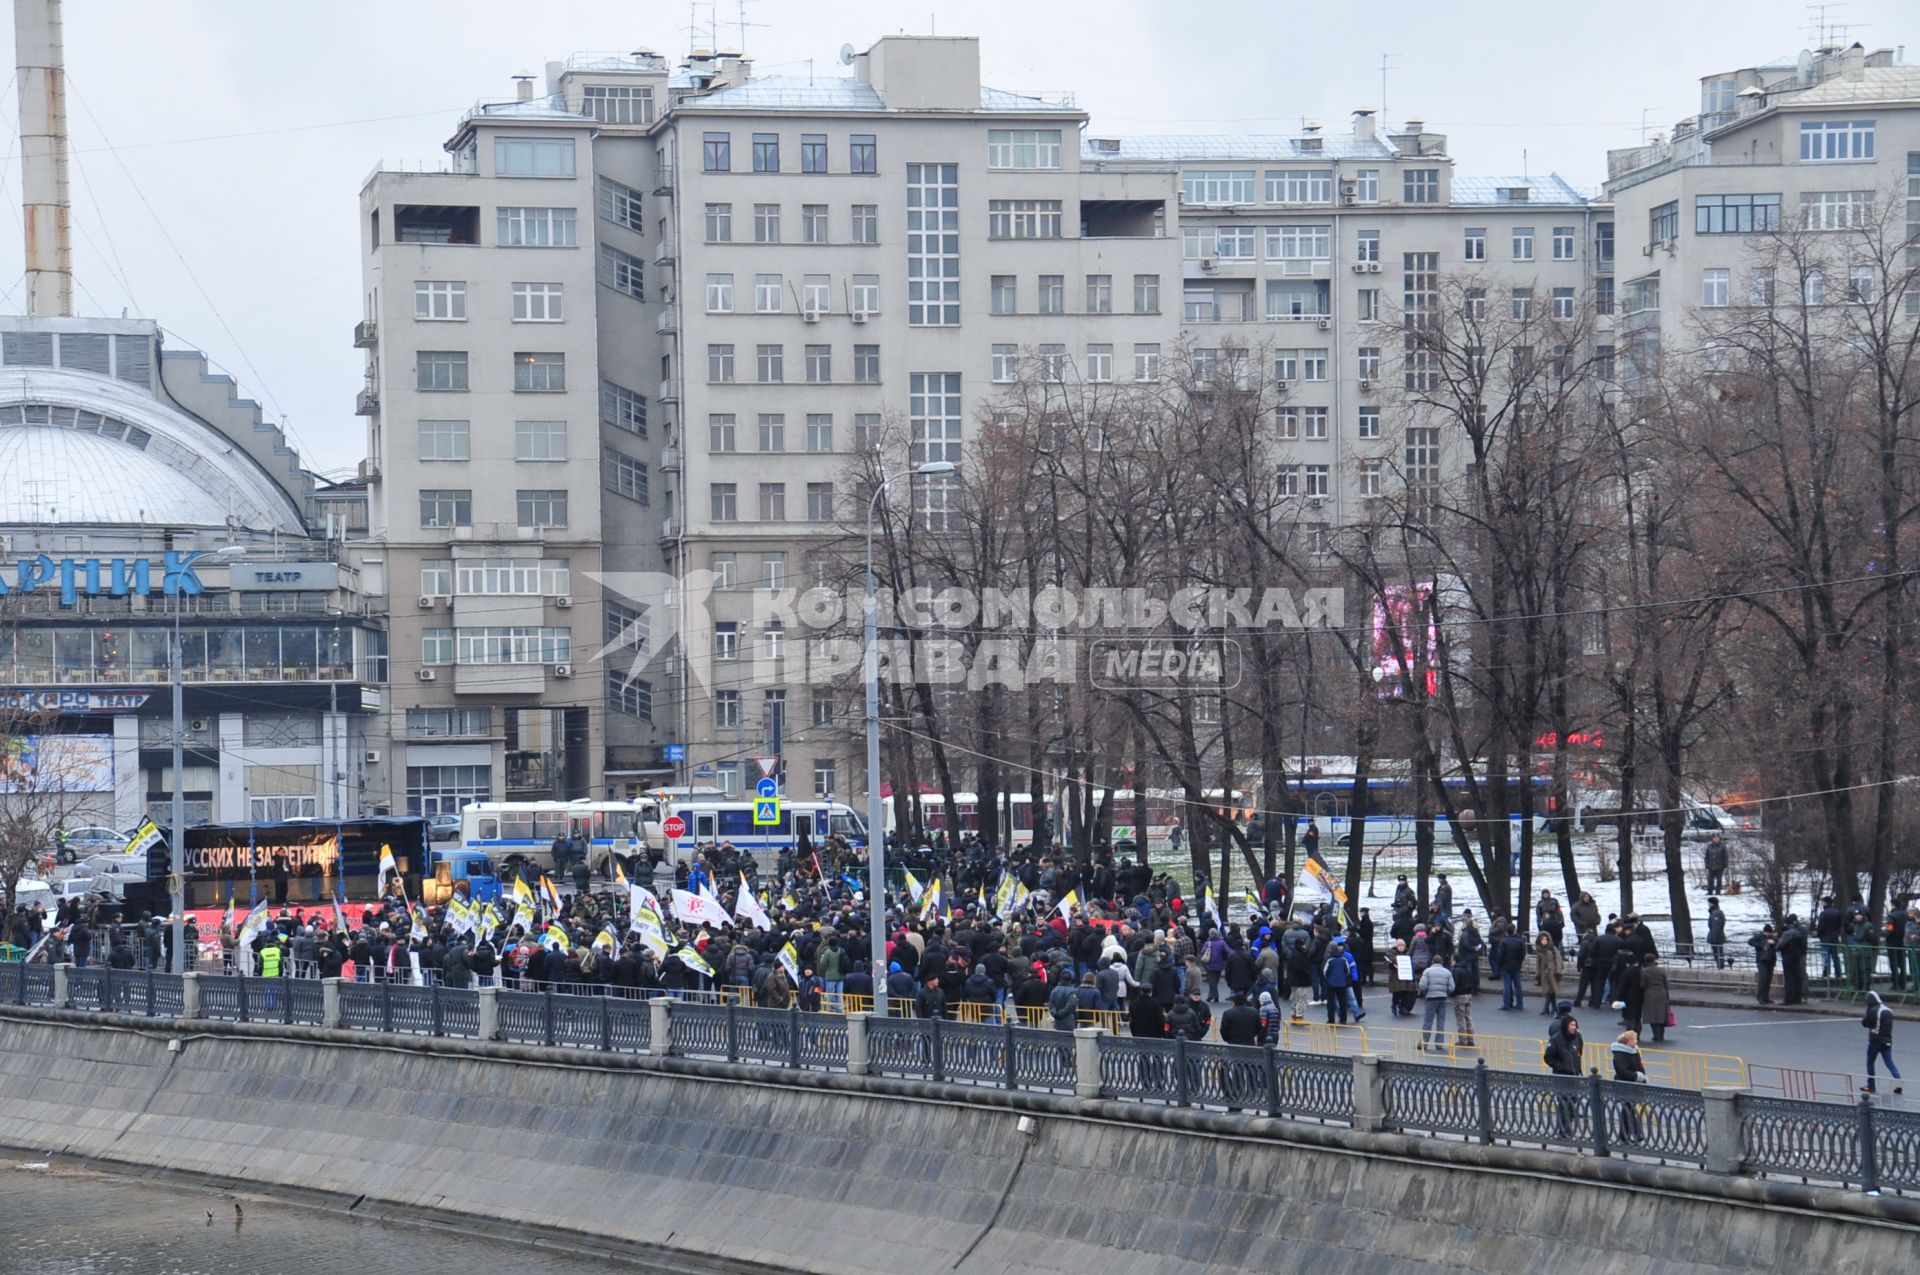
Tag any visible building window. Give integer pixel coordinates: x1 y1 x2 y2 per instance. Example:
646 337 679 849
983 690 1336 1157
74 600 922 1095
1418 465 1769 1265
1304 464 1329 497
1216 226 1256 259
1275 465 1299 497
406 707 491 738
417 419 470 461
1405 426 1440 513
851 275 879 316
1552 226 1575 260
1039 344 1068 382
805 415 833 452
851 204 878 243
1357 406 1381 439
710 483 737 521
1650 201 1679 246
513 352 566 392
1353 169 1379 202
1086 344 1113 383
421 627 454 664
812 759 836 799
702 131 731 171
804 345 831 384
454 627 571 665
1355 230 1380 263
1803 268 1826 305
494 137 574 177
419 489 471 528
603 451 649 503
596 177 644 230
801 133 828 173
711 552 736 589
908 163 961 325
706 272 734 312
497 206 577 247
801 204 828 243
707 344 735 383
608 668 652 720
1547 287 1572 318
991 344 1017 382
1275 407 1299 440
754 273 782 313
1848 264 1874 303
1038 274 1065 313
758 413 786 452
582 84 653 125
763 624 786 662
756 344 784 383
1086 274 1113 313
752 132 780 172
758 482 787 521
1595 277 1615 316
1179 169 1253 204
416 350 468 391
1511 226 1534 261
1462 227 1485 262
761 554 786 590
1265 169 1331 204
1357 288 1379 322
1510 287 1532 319
454 558 571 595
405 765 490 817
1303 407 1329 440
849 134 877 173
598 244 645 299
516 489 568 528
514 419 567 461
415 280 466 320
1696 193 1782 233
987 198 1061 239
714 691 741 729
1133 274 1160 314
1403 169 1439 204
512 281 564 321
802 274 830 314
420 560 453 598
1357 346 1380 380
853 345 880 384
988 128 1063 169
1800 190 1873 230
753 203 781 243
1267 225 1330 262
708 413 736 452
990 275 1016 314
1799 119 1874 162
806 482 835 521
1133 343 1160 381
1359 459 1383 497
705 202 732 242
1697 268 1729 308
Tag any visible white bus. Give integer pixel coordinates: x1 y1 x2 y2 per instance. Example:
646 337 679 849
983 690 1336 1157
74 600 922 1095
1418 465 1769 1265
661 800 868 866
459 799 663 874
885 792 1041 848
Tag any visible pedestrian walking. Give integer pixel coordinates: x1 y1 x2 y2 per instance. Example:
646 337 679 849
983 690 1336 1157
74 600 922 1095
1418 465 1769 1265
1534 933 1562 1015
1864 990 1904 1095
1417 956 1455 1051
1639 953 1671 1044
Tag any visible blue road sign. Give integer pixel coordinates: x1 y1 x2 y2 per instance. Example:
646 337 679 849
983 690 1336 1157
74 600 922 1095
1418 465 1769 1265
756 777 778 799
663 743 686 762
753 797 782 826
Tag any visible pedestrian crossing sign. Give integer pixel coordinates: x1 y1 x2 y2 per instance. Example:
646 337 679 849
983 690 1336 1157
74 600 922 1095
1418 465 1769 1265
753 797 782 826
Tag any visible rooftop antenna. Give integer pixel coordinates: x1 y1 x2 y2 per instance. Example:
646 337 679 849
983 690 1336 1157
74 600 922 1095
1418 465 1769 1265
732 0 767 54
1379 52 1399 124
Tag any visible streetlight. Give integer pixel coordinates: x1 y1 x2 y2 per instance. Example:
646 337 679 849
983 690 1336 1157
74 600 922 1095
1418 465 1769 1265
171 544 247 973
865 460 955 1018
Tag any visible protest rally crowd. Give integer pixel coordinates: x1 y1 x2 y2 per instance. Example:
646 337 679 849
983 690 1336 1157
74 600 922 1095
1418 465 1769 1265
5 828 1909 1094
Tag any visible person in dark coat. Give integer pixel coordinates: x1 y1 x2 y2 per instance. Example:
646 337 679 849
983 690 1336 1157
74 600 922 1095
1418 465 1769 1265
1128 991 1167 1038
1219 992 1262 1046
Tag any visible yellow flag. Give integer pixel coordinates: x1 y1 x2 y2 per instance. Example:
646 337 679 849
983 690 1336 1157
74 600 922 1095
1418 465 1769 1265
544 924 571 951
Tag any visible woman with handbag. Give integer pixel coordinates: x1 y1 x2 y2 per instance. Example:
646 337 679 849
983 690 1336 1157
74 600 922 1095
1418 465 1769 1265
1610 1030 1648 1142
1639 953 1672 1044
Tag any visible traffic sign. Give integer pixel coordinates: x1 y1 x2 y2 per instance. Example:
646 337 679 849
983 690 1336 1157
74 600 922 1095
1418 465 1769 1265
663 743 685 762
661 815 687 839
756 777 779 799
754 755 781 779
753 797 782 826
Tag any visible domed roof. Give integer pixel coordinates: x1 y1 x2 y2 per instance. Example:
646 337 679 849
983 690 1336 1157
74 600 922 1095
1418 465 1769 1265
0 367 304 533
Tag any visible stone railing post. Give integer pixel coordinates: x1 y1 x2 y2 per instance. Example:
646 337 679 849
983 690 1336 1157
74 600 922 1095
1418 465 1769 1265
648 995 672 1056
180 971 200 1018
321 977 342 1029
1703 1086 1747 1177
52 962 72 1007
1351 1052 1386 1132
845 1011 870 1075
1073 1027 1104 1100
477 986 500 1041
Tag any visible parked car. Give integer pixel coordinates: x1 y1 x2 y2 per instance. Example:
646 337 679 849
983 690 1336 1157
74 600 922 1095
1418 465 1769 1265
428 814 462 843
54 825 129 865
12 878 54 913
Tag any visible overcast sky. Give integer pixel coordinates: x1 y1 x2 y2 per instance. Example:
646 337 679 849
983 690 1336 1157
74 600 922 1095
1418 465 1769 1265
0 0 1908 475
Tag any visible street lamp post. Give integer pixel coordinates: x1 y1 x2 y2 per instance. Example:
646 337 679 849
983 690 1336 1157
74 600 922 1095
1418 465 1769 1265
865 460 954 1018
171 544 246 974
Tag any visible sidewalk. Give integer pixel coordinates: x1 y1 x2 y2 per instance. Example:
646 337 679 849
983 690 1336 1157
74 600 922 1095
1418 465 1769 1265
1668 980 1916 1018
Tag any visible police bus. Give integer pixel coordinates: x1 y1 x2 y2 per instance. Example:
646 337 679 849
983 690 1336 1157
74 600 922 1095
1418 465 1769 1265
458 799 662 876
658 799 867 867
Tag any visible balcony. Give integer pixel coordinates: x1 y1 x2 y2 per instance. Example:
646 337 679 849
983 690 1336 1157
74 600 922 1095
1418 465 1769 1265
653 238 677 266
352 319 378 348
656 309 678 336
660 446 681 472
354 386 380 416
659 377 679 403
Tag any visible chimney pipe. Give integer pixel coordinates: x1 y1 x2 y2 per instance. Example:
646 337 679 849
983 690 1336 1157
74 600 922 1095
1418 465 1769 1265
513 74 535 101
15 0 72 317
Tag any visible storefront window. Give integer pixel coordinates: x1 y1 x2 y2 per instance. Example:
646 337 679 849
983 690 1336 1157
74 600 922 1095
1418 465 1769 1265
207 629 243 680
280 628 318 679
244 628 281 678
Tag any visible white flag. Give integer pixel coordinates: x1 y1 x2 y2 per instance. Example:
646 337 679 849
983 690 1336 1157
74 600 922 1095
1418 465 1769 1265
630 883 663 927
698 882 731 925
1203 886 1223 930
671 887 728 928
733 873 772 931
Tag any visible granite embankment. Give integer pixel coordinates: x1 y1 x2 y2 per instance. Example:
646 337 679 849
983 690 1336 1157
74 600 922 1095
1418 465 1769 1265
0 1007 1913 1273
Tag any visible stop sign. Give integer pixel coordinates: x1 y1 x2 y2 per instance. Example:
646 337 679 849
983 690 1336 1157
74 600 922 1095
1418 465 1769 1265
661 815 687 839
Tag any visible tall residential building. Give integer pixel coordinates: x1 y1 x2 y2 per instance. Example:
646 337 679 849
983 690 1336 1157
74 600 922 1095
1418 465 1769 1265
357 33 1632 810
1606 42 1920 383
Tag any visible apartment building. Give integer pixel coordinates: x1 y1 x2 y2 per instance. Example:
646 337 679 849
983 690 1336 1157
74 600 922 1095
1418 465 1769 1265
1606 43 1920 383
355 31 1647 810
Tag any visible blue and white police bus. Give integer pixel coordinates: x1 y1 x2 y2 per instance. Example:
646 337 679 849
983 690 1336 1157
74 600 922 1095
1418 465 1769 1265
660 799 867 866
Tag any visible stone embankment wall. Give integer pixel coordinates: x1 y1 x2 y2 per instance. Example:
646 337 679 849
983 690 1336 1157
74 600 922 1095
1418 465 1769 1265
0 1007 1913 1273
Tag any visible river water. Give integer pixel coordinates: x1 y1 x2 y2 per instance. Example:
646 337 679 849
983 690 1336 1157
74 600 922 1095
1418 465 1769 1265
0 1160 658 1274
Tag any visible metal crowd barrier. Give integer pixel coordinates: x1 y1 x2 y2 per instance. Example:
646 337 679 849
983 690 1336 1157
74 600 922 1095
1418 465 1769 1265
0 960 1911 1199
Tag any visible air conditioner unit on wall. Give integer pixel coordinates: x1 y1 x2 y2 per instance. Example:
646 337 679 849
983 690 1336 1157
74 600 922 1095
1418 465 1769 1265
418 596 435 609
554 595 573 609
418 669 437 682
552 663 573 679
365 750 381 765
1366 262 1381 273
